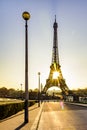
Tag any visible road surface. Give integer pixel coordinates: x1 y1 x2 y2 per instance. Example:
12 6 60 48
38 101 87 130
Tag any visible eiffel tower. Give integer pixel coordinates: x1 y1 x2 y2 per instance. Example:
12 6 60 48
43 16 69 95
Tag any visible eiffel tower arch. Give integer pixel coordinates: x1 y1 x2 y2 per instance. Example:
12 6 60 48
43 16 69 95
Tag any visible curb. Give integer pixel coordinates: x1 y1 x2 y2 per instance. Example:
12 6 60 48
65 102 87 107
30 102 44 130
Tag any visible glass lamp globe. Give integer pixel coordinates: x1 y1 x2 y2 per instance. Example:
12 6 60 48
22 11 30 20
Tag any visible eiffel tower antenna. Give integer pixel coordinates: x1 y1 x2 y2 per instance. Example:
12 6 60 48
55 15 56 22
43 16 69 96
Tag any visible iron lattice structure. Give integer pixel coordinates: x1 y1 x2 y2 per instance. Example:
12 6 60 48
43 16 69 95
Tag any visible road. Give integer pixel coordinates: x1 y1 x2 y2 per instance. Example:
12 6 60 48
38 101 87 130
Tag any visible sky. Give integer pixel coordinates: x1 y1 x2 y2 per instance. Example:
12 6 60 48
0 0 87 91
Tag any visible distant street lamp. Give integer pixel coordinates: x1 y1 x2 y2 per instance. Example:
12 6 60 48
38 72 40 107
41 83 43 103
22 11 30 123
20 83 23 99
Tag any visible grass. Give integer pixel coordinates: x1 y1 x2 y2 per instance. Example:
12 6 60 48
0 98 23 105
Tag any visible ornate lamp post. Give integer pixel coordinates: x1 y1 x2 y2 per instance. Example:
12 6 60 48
22 11 30 123
38 72 40 107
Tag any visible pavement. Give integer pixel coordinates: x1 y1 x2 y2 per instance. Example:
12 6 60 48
38 101 87 130
0 101 87 130
0 102 44 130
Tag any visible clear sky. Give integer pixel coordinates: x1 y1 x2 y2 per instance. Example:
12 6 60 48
0 0 87 90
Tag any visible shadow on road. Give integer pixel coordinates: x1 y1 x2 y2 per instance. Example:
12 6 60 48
15 122 26 130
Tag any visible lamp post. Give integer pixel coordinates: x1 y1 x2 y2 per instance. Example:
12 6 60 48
22 11 30 123
41 83 43 103
20 83 23 100
38 72 40 107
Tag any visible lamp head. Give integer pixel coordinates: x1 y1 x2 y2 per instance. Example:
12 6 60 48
22 11 30 20
38 72 40 75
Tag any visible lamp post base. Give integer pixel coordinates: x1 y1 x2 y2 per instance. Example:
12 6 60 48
24 100 29 123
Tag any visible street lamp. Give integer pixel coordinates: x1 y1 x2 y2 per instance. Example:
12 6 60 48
22 11 30 123
38 72 40 107
41 83 43 103
20 83 23 100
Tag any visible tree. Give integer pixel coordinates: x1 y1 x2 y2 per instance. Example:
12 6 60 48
0 87 8 97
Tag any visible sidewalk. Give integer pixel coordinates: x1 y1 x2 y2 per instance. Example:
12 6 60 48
0 102 43 130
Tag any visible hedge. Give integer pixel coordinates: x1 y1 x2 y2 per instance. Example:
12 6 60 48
0 100 36 120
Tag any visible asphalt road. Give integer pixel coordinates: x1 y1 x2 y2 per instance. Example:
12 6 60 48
38 101 87 130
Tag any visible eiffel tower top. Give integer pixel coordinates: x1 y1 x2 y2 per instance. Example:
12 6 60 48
52 15 59 65
53 15 58 28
